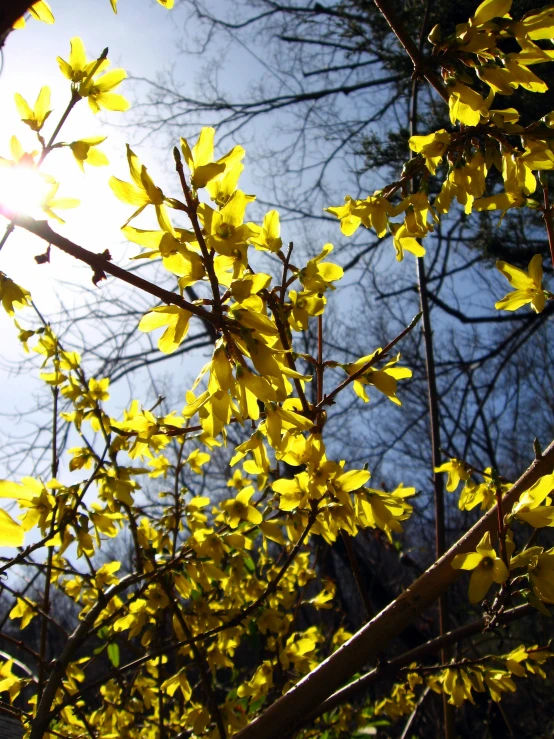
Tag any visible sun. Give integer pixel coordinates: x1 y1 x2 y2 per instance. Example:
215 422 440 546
0 162 52 219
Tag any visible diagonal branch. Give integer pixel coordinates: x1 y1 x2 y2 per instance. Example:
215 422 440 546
373 0 448 102
0 208 219 328
233 441 554 739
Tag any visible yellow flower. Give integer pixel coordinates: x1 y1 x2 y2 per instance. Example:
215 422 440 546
287 290 326 332
181 128 244 190
325 195 363 236
0 274 31 316
435 458 471 492
298 243 343 292
409 129 451 175
80 68 130 114
325 194 391 238
197 189 254 257
68 137 109 171
345 351 412 405
111 0 174 10
529 549 554 603
448 81 493 127
220 486 263 529
511 472 554 528
57 37 110 85
390 223 426 261
249 210 283 252
13 1 54 29
472 0 512 26
495 254 546 313
237 661 274 700
451 532 509 603
0 478 44 546
88 377 110 402
57 37 129 113
39 175 80 223
14 87 52 132
110 145 171 230
138 305 193 354
441 668 475 707
186 449 210 474
9 599 37 630
510 546 554 602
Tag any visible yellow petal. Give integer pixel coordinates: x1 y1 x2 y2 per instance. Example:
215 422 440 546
451 551 483 570
468 568 493 603
0 509 24 546
109 177 150 207
473 0 512 25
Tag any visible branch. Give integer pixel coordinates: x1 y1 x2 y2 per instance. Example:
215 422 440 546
372 0 448 102
304 603 534 727
0 1 34 40
0 209 219 328
234 441 554 739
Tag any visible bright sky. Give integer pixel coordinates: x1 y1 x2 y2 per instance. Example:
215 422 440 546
0 0 205 554
0 1 203 485
0 0 182 306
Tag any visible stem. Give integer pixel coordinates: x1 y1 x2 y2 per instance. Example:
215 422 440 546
0 222 14 252
340 532 373 620
408 29 452 728
162 580 227 739
280 242 293 304
495 481 508 570
38 367 60 701
0 1 36 38
541 177 554 268
173 147 222 311
317 311 421 411
39 89 80 165
158 627 166 739
172 437 187 558
266 292 311 415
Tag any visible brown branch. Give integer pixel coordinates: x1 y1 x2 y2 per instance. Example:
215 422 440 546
0 1 34 39
372 0 449 102
310 602 534 723
28 573 143 739
540 177 554 268
233 441 554 739
173 147 222 311
316 311 422 411
161 580 227 739
340 532 373 620
0 208 220 328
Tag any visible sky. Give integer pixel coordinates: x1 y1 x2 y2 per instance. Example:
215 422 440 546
0 0 269 348
0 0 208 480
0 0 286 486
0 0 226 557
0 0 183 306
0 0 412 483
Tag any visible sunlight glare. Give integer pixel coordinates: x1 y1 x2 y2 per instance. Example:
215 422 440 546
0 163 50 218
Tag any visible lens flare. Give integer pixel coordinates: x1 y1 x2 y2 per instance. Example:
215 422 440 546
0 164 50 217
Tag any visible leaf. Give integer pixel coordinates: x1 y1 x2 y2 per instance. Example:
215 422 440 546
107 642 120 667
